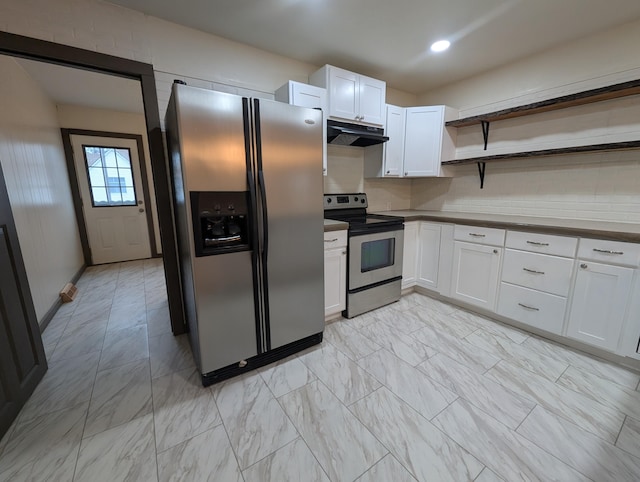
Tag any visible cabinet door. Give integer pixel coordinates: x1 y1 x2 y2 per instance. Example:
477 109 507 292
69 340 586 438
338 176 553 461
324 247 347 317
451 241 502 310
402 222 419 289
358 75 386 126
383 105 405 177
566 261 633 352
290 82 328 176
417 222 442 290
327 66 359 122
403 106 443 177
290 82 327 110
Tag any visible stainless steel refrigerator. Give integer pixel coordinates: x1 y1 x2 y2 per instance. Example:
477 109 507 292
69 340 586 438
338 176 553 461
165 83 325 386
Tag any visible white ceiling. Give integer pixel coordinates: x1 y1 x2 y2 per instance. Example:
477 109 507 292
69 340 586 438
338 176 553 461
14 57 144 114
108 0 640 94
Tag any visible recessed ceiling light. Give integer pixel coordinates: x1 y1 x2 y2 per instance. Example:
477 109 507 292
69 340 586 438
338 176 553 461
430 40 451 53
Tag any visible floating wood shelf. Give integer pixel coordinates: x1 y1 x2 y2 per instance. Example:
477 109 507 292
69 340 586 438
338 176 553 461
446 78 640 128
442 140 640 166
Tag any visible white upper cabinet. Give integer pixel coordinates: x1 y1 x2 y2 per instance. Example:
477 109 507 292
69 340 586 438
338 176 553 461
275 80 327 175
382 105 405 176
310 65 386 126
403 105 457 177
364 104 457 178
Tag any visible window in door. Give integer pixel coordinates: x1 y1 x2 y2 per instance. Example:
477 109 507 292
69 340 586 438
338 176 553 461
82 145 137 207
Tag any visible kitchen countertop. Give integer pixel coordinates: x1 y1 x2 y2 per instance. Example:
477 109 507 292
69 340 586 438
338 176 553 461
324 219 348 232
374 210 640 243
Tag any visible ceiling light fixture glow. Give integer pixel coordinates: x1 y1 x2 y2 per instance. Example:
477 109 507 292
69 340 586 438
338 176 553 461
430 40 450 53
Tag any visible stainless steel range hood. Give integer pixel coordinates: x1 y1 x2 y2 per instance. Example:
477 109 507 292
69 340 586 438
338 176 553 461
327 119 389 147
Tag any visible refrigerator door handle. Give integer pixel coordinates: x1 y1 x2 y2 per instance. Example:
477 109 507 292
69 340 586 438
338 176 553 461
253 98 271 350
242 97 264 353
257 170 268 257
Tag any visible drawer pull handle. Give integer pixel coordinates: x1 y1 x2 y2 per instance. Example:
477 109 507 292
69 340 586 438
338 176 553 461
469 233 486 237
526 241 549 246
518 303 540 311
593 248 624 255
522 267 545 275
324 238 338 243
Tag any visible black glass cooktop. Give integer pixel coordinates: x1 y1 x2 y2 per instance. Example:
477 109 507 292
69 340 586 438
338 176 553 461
325 213 403 227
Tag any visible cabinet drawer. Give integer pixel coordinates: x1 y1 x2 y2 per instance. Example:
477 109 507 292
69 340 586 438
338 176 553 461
454 225 505 246
501 249 574 296
324 230 347 248
506 231 577 257
577 238 640 267
497 283 567 335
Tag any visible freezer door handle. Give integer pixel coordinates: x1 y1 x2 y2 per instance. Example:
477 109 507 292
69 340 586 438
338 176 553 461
258 170 268 257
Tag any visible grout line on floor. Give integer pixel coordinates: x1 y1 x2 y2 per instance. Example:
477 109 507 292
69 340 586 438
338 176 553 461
272 381 331 482
614 414 627 446
553 363 571 384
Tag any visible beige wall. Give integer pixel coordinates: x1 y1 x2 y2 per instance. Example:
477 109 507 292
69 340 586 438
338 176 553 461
324 146 412 212
0 56 84 322
413 18 640 223
56 104 162 251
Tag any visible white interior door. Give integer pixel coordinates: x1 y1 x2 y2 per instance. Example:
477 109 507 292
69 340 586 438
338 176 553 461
71 134 151 264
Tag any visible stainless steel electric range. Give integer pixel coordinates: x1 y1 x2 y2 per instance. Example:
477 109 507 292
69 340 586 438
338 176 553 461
324 193 404 318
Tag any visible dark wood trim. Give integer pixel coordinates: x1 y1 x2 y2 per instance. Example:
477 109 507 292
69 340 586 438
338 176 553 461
442 140 640 165
446 78 640 127
0 31 186 335
60 129 159 259
39 264 86 333
0 163 47 437
61 129 92 264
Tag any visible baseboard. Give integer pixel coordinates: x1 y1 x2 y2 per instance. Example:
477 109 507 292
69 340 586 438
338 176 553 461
39 264 86 333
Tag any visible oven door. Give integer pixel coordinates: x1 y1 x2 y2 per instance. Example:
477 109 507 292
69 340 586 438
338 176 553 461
349 228 404 290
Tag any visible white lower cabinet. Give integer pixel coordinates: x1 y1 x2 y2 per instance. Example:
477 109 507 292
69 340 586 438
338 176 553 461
450 241 502 310
417 222 441 290
497 282 568 334
324 231 347 317
566 260 634 352
402 221 419 289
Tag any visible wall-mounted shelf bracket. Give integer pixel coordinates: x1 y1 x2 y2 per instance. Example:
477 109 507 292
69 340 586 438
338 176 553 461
477 161 486 189
481 121 490 150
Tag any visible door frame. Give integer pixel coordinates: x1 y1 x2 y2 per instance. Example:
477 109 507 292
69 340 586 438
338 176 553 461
0 31 186 335
61 129 159 264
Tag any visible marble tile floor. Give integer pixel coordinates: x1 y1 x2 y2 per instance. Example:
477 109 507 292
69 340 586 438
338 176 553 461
1 261 640 481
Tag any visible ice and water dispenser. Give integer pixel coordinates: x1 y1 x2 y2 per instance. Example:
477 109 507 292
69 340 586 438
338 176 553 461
190 191 251 257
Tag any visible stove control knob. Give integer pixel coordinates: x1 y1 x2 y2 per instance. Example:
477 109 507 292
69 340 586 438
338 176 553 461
214 204 221 212
326 198 332 203
354 196 359 202
361 199 366 204
228 204 235 211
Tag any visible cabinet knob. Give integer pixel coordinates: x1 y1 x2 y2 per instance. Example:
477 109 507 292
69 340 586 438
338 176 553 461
404 172 408 176
386 170 390 174
493 249 498 254
360 115 365 120
355 115 361 121
580 263 588 269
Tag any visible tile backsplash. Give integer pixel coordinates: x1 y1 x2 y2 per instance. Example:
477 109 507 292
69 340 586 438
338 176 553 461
412 151 640 223
323 143 640 224
323 145 412 212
